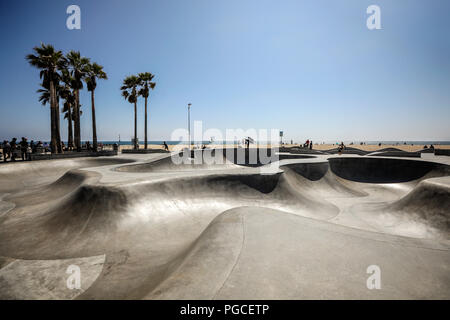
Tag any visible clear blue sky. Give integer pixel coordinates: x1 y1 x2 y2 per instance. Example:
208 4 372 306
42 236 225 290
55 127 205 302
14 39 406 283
0 0 449 142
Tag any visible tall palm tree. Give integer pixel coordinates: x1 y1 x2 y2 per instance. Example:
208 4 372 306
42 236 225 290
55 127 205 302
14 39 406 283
60 89 75 149
121 75 140 150
26 43 63 153
85 63 107 152
138 72 156 149
64 51 90 151
59 69 76 150
63 104 82 149
38 82 70 151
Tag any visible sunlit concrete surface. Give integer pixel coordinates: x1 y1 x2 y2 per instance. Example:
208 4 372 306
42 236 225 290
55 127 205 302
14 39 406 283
0 150 449 299
0 255 105 299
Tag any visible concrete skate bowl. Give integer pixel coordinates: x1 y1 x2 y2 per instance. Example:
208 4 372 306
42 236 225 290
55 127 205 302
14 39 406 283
328 157 450 183
327 157 450 239
1 155 450 299
115 148 314 172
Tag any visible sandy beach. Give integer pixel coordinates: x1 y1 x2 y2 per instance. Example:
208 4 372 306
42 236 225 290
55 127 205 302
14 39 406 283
118 143 450 153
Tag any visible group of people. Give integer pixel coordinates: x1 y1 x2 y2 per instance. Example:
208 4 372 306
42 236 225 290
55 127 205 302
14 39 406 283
1 138 45 162
302 139 313 149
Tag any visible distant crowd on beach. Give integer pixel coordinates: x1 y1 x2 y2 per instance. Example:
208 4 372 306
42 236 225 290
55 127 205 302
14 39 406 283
289 140 437 155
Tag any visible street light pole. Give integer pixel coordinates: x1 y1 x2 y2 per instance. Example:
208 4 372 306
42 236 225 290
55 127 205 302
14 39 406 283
188 103 192 150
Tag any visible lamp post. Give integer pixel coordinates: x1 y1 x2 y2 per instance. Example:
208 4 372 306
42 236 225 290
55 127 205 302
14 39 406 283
188 103 192 150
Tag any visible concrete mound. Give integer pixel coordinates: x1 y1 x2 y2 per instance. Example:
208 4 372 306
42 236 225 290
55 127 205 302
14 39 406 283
0 157 136 193
3 169 97 208
279 147 326 155
385 177 450 237
324 147 369 155
0 183 129 259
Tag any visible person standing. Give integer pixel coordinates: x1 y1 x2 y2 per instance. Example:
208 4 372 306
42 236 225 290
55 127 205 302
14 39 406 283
10 138 17 161
2 140 11 162
20 137 29 161
30 140 36 154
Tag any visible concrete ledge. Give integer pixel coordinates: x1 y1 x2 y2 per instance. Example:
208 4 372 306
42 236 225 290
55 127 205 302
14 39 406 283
419 148 435 154
279 147 325 155
435 149 450 156
121 149 169 154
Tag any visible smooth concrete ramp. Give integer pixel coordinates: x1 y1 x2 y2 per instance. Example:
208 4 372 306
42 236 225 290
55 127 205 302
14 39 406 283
148 207 450 299
0 152 449 299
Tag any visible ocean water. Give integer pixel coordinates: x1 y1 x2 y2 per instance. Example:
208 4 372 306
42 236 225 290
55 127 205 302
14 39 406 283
11 140 449 146
97 140 450 146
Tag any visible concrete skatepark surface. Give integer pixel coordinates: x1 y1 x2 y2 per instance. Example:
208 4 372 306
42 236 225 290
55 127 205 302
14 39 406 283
0 149 449 299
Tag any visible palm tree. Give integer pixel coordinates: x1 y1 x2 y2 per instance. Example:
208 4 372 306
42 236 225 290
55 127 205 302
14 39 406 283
37 85 51 106
38 81 69 151
59 69 76 150
121 75 140 149
63 104 82 150
138 72 156 149
60 89 75 150
26 43 63 153
85 63 107 152
64 51 90 151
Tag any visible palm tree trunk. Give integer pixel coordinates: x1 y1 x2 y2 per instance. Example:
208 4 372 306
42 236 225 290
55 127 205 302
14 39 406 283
55 96 63 153
49 80 57 154
144 96 148 149
67 102 73 150
91 90 98 152
134 101 138 150
74 89 81 151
